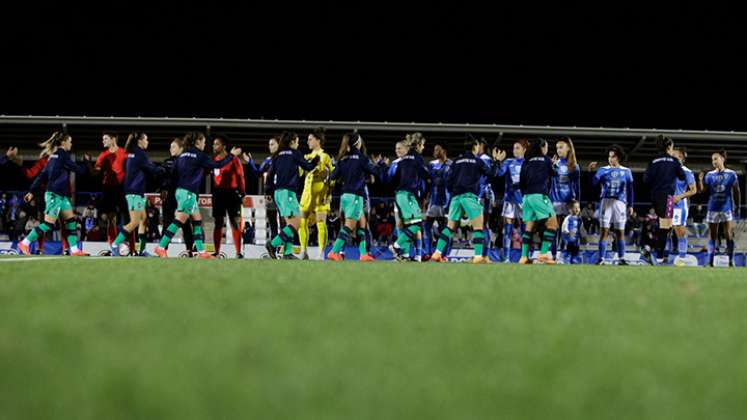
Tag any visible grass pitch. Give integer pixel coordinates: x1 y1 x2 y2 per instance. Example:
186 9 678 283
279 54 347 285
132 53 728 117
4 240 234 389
1 258 745 419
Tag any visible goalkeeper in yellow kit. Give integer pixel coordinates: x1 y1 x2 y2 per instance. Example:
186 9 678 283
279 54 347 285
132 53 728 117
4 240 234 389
299 128 334 260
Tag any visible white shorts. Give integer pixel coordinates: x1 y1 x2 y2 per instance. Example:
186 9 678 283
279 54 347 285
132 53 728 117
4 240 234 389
553 202 569 216
672 206 689 227
502 201 522 219
599 198 627 230
426 204 446 218
706 210 733 224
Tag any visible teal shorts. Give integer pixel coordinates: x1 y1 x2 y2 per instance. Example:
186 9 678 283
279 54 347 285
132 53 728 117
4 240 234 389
340 193 365 221
447 193 482 222
175 188 199 214
274 189 300 218
395 191 422 224
522 194 556 222
44 192 73 218
126 194 146 212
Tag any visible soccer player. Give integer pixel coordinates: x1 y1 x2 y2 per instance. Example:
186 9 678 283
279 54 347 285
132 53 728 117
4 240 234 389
430 136 500 264
698 149 740 267
671 147 697 264
642 135 686 265
154 132 241 259
298 128 334 260
264 132 320 260
385 135 430 262
588 145 634 265
561 200 582 264
258 136 281 240
18 132 90 256
92 132 132 252
549 137 580 257
327 133 382 261
477 138 496 259
160 137 194 257
6 146 70 254
423 143 451 257
110 132 164 256
495 139 527 262
211 133 247 258
517 138 558 265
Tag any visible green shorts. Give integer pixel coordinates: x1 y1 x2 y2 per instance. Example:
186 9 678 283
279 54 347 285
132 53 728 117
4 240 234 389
340 193 365 221
126 194 146 212
447 193 482 222
274 189 300 218
395 191 422 224
175 188 199 214
522 194 556 222
44 192 73 218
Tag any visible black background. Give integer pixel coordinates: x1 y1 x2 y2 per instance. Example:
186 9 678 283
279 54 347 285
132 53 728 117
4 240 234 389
2 4 746 130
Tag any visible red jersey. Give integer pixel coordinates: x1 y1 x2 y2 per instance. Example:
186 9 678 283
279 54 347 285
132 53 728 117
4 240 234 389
212 155 245 194
95 147 127 187
24 156 73 194
22 157 49 180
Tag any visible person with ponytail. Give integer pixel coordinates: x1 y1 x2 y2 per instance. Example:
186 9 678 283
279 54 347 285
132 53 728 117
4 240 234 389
154 132 241 259
298 127 334 260
264 131 320 259
517 138 559 264
641 135 686 265
326 133 383 261
18 132 90 256
430 135 500 264
550 137 580 259
109 132 164 256
670 148 697 264
6 145 71 254
159 138 194 256
698 149 740 267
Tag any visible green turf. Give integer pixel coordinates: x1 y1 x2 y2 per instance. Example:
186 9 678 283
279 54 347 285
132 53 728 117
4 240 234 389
1 258 746 419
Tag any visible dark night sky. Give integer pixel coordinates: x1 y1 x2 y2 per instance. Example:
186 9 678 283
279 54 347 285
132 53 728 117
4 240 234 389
2 3 746 130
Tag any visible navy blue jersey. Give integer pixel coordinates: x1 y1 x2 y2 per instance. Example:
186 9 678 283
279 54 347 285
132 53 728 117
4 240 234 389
0 155 7 166
29 148 87 197
643 154 686 196
267 149 317 192
519 156 554 196
446 152 496 196
124 146 164 196
176 147 233 194
385 151 429 195
330 150 381 197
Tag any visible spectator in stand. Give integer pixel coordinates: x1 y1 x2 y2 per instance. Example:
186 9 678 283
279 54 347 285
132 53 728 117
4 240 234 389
25 214 39 235
147 200 160 241
580 202 597 235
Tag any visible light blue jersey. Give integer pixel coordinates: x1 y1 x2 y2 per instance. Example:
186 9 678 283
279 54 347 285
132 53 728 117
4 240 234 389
592 165 634 205
497 158 523 204
673 165 696 210
549 158 580 204
704 169 738 212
